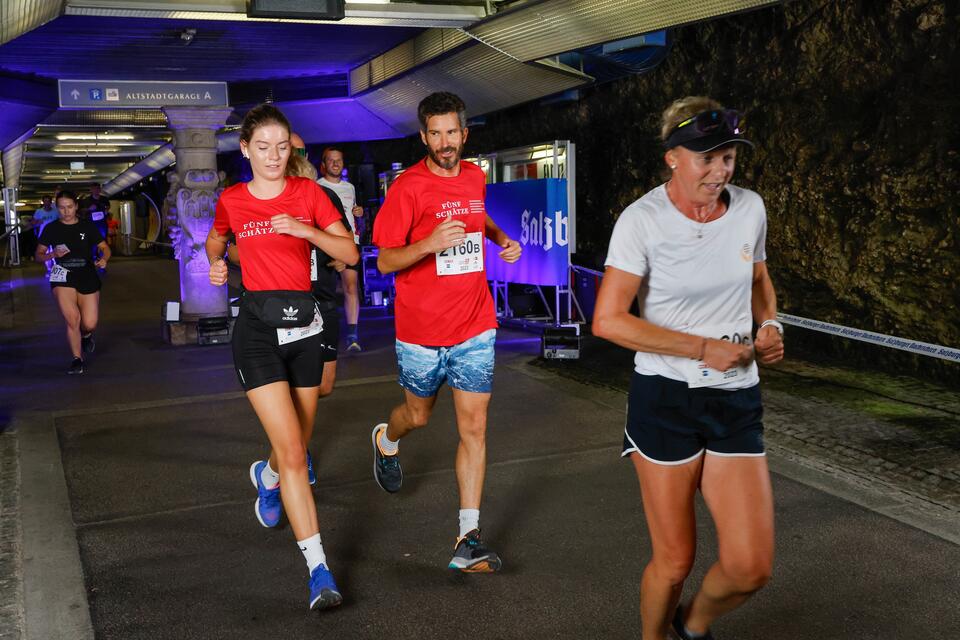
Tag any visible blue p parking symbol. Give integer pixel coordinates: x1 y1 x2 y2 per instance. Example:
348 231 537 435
89 88 103 101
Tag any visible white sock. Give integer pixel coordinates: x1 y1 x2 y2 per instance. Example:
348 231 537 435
378 425 399 455
458 508 480 539
297 533 326 572
260 462 280 489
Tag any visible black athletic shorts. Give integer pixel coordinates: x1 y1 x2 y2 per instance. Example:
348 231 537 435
51 268 101 295
319 305 339 363
232 306 325 391
622 373 765 465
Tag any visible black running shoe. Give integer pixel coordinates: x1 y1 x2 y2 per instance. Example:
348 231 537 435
448 529 502 573
672 605 715 640
371 423 402 493
81 332 96 354
67 358 84 375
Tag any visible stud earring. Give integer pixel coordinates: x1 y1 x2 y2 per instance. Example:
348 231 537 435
670 164 676 169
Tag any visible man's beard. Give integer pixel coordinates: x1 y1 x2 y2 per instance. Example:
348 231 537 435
427 143 463 170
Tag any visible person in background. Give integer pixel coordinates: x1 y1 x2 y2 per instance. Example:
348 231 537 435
318 147 364 352
80 183 111 243
593 96 784 640
30 195 60 261
35 190 110 374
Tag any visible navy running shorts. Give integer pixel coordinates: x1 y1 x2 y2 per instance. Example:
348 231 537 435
622 372 765 465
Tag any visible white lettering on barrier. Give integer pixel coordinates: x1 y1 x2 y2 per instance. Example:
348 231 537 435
520 209 568 251
777 313 960 364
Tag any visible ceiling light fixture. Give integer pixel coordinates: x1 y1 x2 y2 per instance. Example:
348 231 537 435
52 146 122 153
55 133 135 141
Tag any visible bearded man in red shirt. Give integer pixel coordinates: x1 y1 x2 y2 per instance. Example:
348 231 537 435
371 92 522 572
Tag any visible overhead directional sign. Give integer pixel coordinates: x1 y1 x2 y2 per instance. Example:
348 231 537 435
59 80 229 109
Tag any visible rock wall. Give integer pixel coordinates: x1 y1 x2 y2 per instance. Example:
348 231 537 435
340 0 960 383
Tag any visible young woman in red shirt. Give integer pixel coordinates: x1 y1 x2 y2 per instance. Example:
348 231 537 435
205 104 358 611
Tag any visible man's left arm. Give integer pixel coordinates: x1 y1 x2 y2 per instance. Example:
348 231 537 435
484 215 521 263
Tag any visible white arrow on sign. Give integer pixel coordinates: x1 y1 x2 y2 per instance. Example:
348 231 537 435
70 89 80 100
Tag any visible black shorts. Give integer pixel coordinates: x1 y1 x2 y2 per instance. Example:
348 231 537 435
232 307 325 391
319 306 339 363
622 373 765 465
51 268 101 295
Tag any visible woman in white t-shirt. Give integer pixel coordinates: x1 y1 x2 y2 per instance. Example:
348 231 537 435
593 96 784 640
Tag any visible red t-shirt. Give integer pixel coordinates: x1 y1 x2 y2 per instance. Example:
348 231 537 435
373 159 497 346
214 177 342 291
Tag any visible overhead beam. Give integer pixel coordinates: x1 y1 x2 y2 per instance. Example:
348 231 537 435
0 0 64 47
64 0 487 28
465 0 788 63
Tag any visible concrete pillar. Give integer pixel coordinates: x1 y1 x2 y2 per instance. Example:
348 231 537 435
162 107 232 319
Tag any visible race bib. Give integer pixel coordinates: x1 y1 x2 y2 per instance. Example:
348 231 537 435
436 232 483 276
276 309 323 346
91 211 105 222
50 264 69 283
681 322 753 388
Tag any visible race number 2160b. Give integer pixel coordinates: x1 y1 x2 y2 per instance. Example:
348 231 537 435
441 236 481 257
436 231 483 276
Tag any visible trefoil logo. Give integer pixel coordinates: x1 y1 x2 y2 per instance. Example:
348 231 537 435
282 306 299 321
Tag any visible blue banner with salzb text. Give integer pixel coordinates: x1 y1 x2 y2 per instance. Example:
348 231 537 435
484 178 569 286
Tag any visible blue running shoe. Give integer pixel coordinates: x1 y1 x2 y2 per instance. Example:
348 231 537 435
308 564 342 611
307 450 316 486
248 460 281 528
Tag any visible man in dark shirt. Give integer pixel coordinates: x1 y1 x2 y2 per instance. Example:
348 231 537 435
80 183 111 241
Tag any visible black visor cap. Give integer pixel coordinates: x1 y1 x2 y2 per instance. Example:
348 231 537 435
665 127 754 153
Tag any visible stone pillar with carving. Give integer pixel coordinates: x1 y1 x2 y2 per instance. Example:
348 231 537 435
162 107 232 319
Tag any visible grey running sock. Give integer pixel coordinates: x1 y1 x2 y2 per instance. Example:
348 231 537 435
347 324 358 341
261 462 280 488
378 427 399 455
458 508 479 538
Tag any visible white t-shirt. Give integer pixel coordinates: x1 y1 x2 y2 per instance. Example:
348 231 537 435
33 207 60 236
317 177 358 240
604 183 767 389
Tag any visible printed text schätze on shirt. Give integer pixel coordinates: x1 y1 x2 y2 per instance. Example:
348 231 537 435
435 200 470 218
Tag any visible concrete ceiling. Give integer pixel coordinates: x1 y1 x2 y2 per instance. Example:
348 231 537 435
1 0 789 205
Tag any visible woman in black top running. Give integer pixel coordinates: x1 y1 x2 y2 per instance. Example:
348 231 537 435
36 190 111 374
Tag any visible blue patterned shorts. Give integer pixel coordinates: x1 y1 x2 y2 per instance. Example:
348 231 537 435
396 329 496 397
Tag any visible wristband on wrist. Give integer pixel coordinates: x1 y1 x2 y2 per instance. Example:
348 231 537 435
759 319 784 335
697 337 707 360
